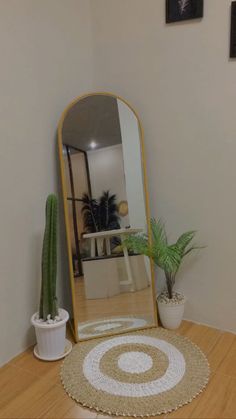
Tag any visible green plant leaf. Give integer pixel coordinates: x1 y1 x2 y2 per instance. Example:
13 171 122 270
123 234 152 257
153 244 182 273
150 218 167 247
122 219 204 299
184 244 206 256
176 230 197 254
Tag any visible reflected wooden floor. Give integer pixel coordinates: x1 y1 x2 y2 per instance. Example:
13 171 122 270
0 321 235 418
74 277 155 324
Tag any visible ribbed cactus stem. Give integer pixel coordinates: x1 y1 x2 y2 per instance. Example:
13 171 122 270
39 194 58 320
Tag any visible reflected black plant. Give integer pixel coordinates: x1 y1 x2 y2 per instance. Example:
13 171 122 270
81 191 120 233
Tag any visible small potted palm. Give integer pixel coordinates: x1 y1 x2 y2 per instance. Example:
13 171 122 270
124 219 203 330
31 194 72 360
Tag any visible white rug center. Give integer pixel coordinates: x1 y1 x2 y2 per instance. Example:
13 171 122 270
83 335 186 397
94 323 122 332
118 351 153 374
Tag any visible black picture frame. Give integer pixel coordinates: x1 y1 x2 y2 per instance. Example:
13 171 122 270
166 0 204 23
230 1 236 58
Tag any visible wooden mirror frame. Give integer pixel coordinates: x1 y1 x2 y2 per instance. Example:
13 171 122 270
57 92 158 342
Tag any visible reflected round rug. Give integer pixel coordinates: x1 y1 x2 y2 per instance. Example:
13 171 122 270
78 316 149 338
61 328 210 417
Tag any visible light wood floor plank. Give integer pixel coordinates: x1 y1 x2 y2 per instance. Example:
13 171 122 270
11 348 62 386
216 337 236 378
190 373 236 419
39 391 76 418
165 393 200 418
74 279 155 325
208 332 235 373
175 320 193 336
0 366 38 414
175 322 221 354
1 368 73 418
0 369 54 418
62 404 97 418
15 385 69 419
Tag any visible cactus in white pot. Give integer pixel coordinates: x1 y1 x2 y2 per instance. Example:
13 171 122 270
39 194 58 321
124 219 204 330
31 194 71 361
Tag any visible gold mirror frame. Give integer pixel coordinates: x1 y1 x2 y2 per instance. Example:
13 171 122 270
57 92 158 342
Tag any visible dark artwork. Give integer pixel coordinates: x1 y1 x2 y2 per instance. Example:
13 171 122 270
230 2 236 58
166 0 204 23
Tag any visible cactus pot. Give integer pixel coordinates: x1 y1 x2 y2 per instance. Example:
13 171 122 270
157 292 186 330
31 308 71 361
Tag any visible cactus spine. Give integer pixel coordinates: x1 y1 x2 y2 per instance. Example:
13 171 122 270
39 194 58 320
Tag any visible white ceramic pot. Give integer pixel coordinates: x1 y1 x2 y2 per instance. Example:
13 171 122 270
158 295 185 330
31 308 71 361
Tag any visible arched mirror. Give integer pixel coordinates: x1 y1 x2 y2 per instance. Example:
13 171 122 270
58 93 157 341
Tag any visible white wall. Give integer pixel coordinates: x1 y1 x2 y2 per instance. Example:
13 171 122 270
87 144 129 227
90 0 236 332
0 0 93 366
118 99 146 231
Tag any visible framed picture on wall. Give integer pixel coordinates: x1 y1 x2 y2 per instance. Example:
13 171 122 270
166 0 204 23
230 1 236 58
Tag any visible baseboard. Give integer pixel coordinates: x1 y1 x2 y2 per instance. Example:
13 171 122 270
183 316 236 335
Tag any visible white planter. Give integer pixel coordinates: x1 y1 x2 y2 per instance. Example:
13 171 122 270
157 294 185 330
31 308 72 361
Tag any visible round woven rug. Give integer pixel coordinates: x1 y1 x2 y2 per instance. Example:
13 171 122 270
61 328 210 417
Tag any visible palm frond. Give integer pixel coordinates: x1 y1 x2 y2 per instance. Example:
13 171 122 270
99 190 120 230
123 234 152 258
150 218 167 247
153 244 182 274
184 244 206 256
121 218 204 300
176 231 197 254
81 193 99 232
81 191 120 233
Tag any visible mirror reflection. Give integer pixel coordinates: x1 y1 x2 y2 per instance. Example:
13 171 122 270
59 94 157 340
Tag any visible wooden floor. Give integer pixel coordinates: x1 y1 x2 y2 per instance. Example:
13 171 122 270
0 321 235 419
74 278 155 323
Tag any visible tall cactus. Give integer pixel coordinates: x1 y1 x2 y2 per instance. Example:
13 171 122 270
39 194 58 320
